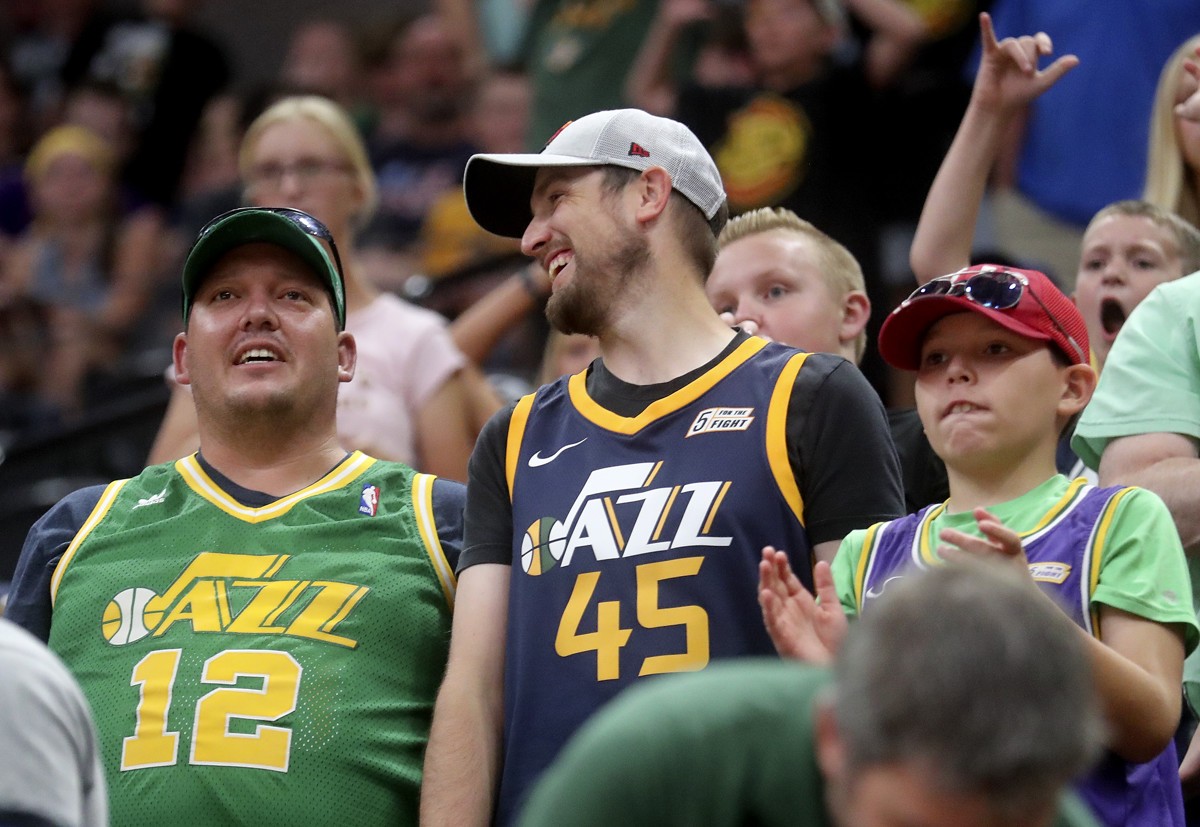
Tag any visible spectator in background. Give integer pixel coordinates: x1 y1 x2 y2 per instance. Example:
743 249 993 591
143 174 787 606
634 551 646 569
147 95 492 480
359 13 478 283
278 18 365 120
521 564 1105 827
0 124 168 420
634 0 925 396
977 0 1200 287
419 69 531 281
1145 35 1200 230
707 206 948 512
4 0 103 133
60 0 231 209
909 14 1200 372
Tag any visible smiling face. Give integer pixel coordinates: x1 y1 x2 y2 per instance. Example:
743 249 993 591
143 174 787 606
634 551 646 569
708 229 856 358
913 313 1084 477
522 166 649 336
174 243 355 433
1074 212 1184 368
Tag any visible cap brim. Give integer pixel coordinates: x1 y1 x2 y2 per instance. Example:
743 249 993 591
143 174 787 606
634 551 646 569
464 152 606 239
182 211 345 328
878 295 1054 371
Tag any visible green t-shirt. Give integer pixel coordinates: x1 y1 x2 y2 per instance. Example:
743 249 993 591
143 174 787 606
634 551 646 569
833 476 1198 655
519 659 1099 827
1071 274 1200 704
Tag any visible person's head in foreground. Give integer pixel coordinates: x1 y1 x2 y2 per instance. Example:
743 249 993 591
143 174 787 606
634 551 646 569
708 206 870 362
173 207 355 434
462 108 729 337
818 562 1105 827
1073 199 1200 369
878 264 1095 477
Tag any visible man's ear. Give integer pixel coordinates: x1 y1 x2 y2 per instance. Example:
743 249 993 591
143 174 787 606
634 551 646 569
839 291 871 345
337 331 357 384
1059 362 1097 419
173 332 192 386
633 166 673 225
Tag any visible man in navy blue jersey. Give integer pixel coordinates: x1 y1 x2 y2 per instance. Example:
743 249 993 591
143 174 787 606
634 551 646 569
420 108 905 826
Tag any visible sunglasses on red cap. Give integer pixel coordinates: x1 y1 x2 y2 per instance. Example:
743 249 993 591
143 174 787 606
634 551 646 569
900 266 1086 364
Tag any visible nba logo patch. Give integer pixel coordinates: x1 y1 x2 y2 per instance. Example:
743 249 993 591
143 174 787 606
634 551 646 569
359 484 380 516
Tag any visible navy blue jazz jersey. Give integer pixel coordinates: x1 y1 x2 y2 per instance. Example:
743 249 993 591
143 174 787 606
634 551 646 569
498 338 814 821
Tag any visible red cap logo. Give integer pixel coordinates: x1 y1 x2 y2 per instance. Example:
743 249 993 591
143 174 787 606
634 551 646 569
628 142 651 158
544 120 573 149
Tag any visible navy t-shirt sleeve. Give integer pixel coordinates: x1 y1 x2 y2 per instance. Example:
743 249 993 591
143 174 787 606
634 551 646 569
431 477 467 572
459 404 518 572
5 485 106 642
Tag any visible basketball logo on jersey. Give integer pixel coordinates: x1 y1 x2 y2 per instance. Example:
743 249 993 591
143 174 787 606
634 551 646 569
521 461 733 576
686 407 755 437
359 484 380 516
101 551 369 648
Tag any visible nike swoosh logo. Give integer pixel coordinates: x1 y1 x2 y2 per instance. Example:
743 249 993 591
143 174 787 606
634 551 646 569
528 437 588 467
864 575 903 600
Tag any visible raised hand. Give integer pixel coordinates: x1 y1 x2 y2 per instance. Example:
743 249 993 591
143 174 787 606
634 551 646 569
970 12 1079 115
758 547 847 664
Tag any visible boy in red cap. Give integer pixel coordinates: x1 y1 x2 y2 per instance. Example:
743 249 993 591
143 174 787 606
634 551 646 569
759 263 1199 827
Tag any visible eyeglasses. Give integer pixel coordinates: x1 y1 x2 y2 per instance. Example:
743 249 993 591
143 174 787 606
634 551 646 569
247 158 352 189
901 266 1085 363
198 206 346 286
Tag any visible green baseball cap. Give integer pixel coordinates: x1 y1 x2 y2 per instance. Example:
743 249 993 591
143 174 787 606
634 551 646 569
181 207 347 330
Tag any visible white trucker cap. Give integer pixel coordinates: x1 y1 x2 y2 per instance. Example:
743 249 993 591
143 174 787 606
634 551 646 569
463 108 727 239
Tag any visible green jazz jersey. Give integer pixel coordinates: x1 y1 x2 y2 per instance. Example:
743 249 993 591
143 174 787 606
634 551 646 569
46 452 456 826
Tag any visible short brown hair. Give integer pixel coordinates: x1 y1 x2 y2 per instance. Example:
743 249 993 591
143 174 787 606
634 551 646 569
601 166 723 279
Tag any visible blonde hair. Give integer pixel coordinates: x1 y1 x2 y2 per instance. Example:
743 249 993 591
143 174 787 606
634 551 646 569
1144 35 1200 228
240 95 378 224
25 124 115 184
718 207 868 361
1086 199 1200 276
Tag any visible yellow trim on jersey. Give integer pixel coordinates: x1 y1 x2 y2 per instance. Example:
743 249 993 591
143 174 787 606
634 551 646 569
765 351 810 525
1024 477 1090 538
412 473 456 609
1086 487 1136 640
566 337 768 433
176 451 376 523
851 521 885 611
51 479 129 606
916 503 949 566
506 393 537 501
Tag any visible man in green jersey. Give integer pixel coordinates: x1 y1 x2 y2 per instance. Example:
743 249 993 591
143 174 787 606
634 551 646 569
7 207 464 826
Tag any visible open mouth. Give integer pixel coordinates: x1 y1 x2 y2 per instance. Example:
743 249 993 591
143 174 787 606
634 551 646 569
238 348 280 364
1100 299 1127 337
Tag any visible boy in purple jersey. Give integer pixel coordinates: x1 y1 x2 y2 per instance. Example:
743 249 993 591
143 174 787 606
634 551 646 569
759 263 1199 826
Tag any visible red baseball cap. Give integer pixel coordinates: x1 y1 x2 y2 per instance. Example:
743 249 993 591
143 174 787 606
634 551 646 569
878 264 1090 371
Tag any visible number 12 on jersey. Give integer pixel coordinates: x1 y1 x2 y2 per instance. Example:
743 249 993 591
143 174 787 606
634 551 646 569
122 648 302 772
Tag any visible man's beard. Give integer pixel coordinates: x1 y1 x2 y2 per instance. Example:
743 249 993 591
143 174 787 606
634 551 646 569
546 233 651 336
